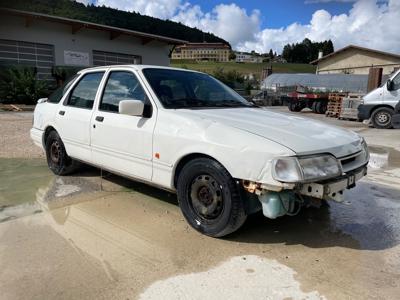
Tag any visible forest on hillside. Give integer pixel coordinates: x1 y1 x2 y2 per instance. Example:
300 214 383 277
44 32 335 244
282 39 334 63
0 0 229 45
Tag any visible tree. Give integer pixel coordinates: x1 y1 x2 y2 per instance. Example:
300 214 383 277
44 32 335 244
229 51 236 60
268 49 274 58
281 39 334 63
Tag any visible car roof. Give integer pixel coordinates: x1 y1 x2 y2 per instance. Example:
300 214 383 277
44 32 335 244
78 64 202 74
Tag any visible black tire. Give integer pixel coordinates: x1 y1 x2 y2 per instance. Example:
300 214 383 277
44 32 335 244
288 101 295 111
371 107 394 129
45 131 78 175
311 101 317 112
315 101 327 114
177 158 247 237
288 101 303 112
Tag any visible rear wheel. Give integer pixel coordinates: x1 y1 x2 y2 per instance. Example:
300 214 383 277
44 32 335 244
315 101 327 114
288 101 303 112
45 131 78 175
177 158 247 237
371 107 394 129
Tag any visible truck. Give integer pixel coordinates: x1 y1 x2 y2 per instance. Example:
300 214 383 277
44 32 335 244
358 69 400 129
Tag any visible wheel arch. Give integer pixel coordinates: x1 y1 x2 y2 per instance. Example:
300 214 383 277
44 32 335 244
173 153 229 189
43 125 58 147
371 104 395 115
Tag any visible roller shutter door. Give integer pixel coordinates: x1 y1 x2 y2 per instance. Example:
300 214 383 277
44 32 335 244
0 39 54 81
93 50 141 66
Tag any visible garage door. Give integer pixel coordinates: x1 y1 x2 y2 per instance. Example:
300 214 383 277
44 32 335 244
0 39 54 81
93 50 141 66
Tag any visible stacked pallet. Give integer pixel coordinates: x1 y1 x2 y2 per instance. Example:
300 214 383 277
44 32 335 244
339 93 364 120
326 92 348 117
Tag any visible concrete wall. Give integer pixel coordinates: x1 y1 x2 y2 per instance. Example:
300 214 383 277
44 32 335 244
0 14 172 67
317 48 400 75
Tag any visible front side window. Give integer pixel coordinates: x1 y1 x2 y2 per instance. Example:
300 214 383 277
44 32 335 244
142 68 253 109
48 75 78 103
392 73 400 90
100 71 147 112
66 72 104 109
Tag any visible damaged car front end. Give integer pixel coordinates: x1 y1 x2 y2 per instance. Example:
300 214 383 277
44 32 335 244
242 138 369 219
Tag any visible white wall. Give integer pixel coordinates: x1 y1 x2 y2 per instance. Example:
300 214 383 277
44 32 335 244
0 14 172 66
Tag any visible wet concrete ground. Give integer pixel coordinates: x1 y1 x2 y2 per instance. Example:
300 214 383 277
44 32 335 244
0 110 400 299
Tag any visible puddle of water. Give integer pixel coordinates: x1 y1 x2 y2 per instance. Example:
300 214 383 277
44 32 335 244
0 158 53 208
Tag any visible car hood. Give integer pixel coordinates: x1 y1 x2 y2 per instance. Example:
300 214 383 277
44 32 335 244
179 107 362 158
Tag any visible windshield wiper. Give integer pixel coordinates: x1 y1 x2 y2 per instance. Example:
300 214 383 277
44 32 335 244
211 100 253 108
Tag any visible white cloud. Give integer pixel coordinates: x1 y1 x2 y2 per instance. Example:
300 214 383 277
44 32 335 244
95 0 181 19
173 3 261 47
238 0 400 53
92 0 400 54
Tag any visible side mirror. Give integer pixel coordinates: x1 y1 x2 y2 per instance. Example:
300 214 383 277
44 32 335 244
119 100 144 116
387 80 394 91
37 98 48 104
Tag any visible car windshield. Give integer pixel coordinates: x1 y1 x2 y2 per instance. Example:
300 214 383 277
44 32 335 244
142 68 254 109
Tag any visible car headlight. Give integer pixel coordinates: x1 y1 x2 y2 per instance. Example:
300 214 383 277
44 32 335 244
272 155 342 183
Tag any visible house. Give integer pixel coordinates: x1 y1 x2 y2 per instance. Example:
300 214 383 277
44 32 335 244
0 8 186 82
235 52 263 63
311 45 400 75
171 43 230 62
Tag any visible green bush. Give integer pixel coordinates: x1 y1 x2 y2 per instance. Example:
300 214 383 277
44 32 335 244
0 66 50 104
52 66 83 86
212 67 245 88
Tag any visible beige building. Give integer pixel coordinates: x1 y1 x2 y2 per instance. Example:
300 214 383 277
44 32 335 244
171 43 230 62
0 8 186 82
311 45 400 75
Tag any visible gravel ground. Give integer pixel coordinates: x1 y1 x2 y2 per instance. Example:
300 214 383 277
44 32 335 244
0 112 44 158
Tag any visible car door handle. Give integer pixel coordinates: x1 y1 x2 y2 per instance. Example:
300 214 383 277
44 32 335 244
59 110 65 116
95 116 104 122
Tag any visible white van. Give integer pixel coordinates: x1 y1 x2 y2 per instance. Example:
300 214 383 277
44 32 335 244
358 69 400 129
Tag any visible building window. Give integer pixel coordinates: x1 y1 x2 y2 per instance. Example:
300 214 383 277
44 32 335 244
92 50 141 66
0 39 54 81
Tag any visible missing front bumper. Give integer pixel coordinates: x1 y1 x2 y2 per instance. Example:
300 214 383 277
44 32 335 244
298 166 367 202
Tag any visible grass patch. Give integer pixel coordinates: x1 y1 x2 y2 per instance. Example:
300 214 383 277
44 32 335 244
170 61 316 79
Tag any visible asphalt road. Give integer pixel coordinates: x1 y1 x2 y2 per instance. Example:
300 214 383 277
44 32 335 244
0 109 399 300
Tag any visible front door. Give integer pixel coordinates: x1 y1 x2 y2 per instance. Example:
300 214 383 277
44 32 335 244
90 70 156 180
384 72 400 106
55 71 105 162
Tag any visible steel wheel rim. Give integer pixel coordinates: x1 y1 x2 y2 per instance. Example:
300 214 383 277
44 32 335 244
189 175 224 220
376 112 390 125
50 141 61 164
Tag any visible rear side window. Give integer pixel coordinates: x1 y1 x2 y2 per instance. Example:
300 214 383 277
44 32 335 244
66 72 104 109
47 75 78 103
100 71 147 112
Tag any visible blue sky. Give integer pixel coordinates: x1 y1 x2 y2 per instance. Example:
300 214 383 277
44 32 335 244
192 0 353 28
85 0 399 54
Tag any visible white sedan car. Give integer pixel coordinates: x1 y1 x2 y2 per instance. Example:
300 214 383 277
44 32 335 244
31 65 369 237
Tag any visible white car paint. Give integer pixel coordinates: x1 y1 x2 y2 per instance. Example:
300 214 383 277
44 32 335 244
31 64 368 203
363 69 400 107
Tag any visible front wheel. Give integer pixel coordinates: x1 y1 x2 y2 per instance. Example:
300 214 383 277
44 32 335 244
371 107 394 129
45 131 78 175
177 158 247 237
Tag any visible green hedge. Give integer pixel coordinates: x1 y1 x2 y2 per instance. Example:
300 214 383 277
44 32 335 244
0 65 49 105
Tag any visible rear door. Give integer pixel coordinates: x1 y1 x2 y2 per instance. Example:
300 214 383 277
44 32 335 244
90 69 156 180
55 71 105 163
